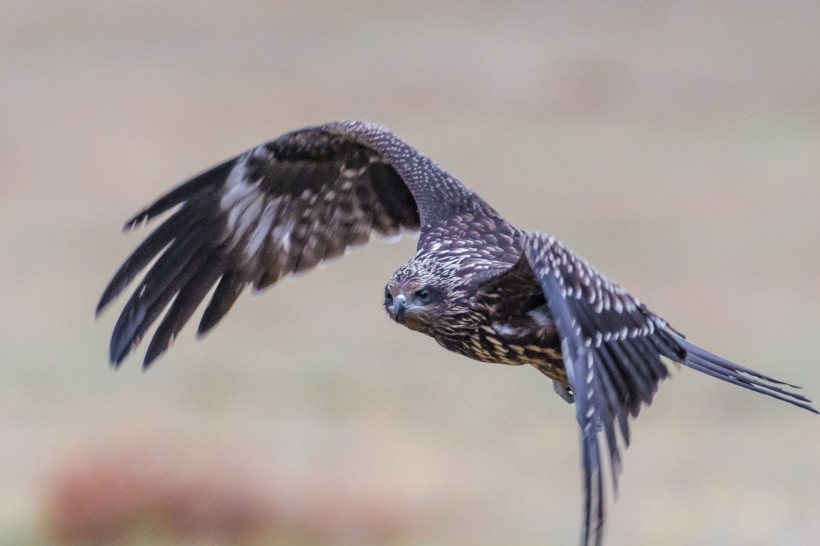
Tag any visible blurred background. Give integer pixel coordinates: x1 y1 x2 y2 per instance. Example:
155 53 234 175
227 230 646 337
2 1 819 545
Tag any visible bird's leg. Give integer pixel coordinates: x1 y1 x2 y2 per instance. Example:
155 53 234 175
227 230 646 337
553 381 574 404
532 363 575 404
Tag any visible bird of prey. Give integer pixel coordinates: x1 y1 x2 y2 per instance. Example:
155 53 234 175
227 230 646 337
97 120 816 546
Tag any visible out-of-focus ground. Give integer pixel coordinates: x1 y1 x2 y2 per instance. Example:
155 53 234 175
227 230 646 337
1 1 819 545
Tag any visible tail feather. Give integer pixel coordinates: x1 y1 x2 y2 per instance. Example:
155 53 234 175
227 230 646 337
676 337 818 414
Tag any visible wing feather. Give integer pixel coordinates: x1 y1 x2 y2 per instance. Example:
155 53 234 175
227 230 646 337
124 159 236 228
99 121 494 366
198 272 244 337
143 252 227 365
97 206 206 315
110 242 216 365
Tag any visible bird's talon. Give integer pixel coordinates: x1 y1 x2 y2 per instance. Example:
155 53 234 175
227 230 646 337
553 381 574 403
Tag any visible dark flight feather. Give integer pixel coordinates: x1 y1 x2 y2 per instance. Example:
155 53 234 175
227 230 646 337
197 272 245 337
124 159 236 229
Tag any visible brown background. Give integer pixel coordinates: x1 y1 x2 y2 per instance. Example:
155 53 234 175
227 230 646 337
2 2 819 545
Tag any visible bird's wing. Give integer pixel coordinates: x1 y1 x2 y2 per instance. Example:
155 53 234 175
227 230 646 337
516 233 680 546
491 232 816 546
97 121 487 367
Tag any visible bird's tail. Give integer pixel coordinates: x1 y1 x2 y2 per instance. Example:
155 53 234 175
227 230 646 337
674 336 817 414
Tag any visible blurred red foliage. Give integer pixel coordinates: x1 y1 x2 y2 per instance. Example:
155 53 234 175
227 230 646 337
42 440 411 545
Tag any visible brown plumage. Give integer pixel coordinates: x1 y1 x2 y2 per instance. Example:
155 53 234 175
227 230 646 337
97 120 817 546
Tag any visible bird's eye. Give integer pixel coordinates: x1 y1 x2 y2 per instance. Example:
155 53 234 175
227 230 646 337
415 288 430 301
384 288 393 303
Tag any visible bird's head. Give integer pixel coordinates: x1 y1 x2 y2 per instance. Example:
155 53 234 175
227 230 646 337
384 260 456 334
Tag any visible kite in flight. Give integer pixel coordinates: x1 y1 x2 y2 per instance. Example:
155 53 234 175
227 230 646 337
97 120 816 546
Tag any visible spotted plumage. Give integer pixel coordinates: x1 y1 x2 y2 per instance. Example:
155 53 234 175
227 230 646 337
97 120 816 546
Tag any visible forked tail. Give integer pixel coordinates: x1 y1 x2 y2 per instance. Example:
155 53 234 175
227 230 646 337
675 336 817 414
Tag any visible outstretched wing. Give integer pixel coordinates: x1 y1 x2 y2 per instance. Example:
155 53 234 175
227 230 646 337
507 232 816 546
97 121 488 367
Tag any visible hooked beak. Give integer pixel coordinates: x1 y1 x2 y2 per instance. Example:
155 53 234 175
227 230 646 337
392 294 408 322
